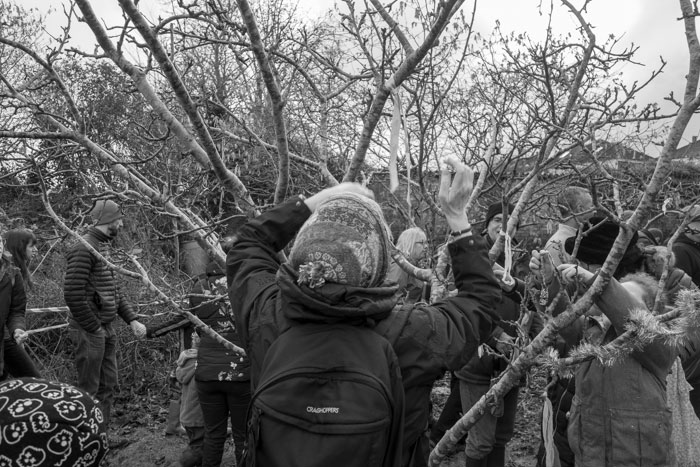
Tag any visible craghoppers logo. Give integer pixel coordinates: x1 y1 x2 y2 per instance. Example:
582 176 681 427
307 406 340 414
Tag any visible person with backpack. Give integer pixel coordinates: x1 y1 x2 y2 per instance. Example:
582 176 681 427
226 156 500 467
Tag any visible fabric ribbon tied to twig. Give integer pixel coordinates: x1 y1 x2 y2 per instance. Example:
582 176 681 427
500 230 515 288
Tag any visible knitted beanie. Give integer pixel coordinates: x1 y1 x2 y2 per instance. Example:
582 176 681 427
289 193 392 288
564 217 642 270
90 200 123 226
0 378 107 466
485 202 515 227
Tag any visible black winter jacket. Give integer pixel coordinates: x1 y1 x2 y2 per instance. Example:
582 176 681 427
63 228 138 332
226 195 500 467
456 235 543 385
673 233 700 288
0 259 26 376
193 274 250 382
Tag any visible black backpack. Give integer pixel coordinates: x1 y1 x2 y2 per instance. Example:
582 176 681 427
245 322 405 467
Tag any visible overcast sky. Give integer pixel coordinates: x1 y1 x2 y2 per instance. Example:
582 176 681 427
22 0 698 153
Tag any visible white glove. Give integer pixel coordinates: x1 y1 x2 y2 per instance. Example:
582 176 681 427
14 329 28 345
130 320 147 339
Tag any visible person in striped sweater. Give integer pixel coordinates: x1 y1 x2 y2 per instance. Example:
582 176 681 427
63 199 147 431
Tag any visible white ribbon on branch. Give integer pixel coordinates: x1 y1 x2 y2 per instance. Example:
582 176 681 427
389 90 402 193
501 229 515 288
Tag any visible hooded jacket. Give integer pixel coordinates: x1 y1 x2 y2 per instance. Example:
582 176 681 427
226 195 500 467
63 228 138 332
673 233 700 288
550 277 675 467
176 348 205 427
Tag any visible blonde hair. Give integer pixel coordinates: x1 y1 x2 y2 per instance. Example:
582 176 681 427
386 227 427 289
394 227 427 263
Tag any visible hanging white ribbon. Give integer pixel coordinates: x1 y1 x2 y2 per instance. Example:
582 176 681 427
403 93 412 217
542 397 562 467
501 229 515 288
389 90 402 193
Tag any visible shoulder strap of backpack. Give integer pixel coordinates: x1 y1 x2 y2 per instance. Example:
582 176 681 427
373 302 413 349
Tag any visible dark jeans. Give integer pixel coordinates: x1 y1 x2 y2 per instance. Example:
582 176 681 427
460 382 519 463
1 337 41 380
186 425 205 450
196 379 251 466
430 373 464 445
69 322 118 427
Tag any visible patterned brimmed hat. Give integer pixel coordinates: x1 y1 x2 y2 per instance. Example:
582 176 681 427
0 378 107 466
289 193 392 288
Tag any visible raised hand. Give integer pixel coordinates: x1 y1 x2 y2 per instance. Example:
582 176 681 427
529 249 556 284
558 263 594 286
492 263 516 292
438 155 474 232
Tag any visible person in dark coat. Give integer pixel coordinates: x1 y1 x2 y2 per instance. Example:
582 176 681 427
63 199 147 430
535 217 670 467
1 228 41 380
0 235 28 380
531 252 676 467
672 204 700 416
193 261 250 466
456 202 542 467
226 156 500 467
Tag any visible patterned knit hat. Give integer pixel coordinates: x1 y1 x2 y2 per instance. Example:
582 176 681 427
0 378 107 466
289 193 392 288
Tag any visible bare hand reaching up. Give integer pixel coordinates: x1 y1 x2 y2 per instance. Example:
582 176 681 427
438 155 474 232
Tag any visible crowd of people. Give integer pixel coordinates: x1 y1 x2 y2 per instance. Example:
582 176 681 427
1 158 699 467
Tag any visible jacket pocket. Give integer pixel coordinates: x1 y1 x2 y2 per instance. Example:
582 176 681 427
567 396 605 466
566 396 582 461
609 407 671 466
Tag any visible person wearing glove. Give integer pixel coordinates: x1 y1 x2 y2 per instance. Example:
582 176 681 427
227 156 500 467
530 233 676 467
63 199 146 432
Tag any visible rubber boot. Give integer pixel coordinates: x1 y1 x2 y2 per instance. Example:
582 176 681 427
486 447 506 467
164 399 186 436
